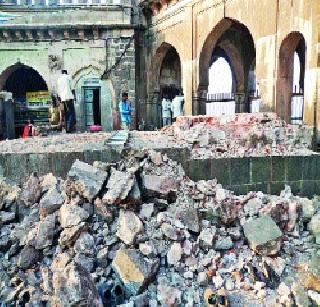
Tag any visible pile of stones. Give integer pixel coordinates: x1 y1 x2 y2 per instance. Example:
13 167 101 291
0 150 319 306
0 132 111 154
129 113 313 158
173 113 313 158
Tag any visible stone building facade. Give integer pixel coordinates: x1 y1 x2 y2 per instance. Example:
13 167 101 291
0 1 139 134
139 0 320 130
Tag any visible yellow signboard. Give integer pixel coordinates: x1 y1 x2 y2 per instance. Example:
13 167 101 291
26 91 50 107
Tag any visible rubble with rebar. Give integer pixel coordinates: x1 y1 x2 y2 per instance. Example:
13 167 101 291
0 149 319 306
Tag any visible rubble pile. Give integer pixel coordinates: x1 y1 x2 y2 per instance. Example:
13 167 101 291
0 132 111 154
0 151 319 306
130 113 313 158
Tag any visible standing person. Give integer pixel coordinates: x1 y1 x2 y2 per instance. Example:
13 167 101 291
118 92 132 130
171 91 184 122
57 70 76 133
161 95 172 126
22 119 37 138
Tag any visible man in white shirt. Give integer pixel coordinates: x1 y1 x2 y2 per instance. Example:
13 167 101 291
171 91 184 122
161 95 172 126
57 70 76 132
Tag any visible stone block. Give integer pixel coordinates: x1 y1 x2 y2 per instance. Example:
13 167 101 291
230 158 250 185
271 157 285 181
287 156 303 181
303 156 316 180
251 157 271 183
243 215 282 255
211 158 230 186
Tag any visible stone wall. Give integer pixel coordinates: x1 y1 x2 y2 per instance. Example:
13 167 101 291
0 5 138 131
2 145 320 198
140 0 320 128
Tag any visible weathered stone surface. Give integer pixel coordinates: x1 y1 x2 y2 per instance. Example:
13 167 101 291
112 249 159 296
68 159 108 201
161 223 177 240
40 173 58 191
300 198 315 219
142 174 179 198
167 243 182 265
309 213 320 236
19 173 42 207
52 261 102 306
39 187 65 217
174 206 200 232
59 222 87 248
215 236 233 250
198 228 215 248
60 203 89 228
96 247 109 268
139 203 154 220
74 232 95 256
26 213 56 249
17 246 40 269
116 210 143 245
0 211 15 224
103 170 135 205
243 215 282 255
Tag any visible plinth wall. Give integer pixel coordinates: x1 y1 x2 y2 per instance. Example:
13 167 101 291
1 146 320 198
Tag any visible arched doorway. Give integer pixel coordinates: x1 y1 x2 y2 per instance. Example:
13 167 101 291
159 46 182 100
73 66 114 132
0 63 49 137
148 43 182 128
277 32 306 124
198 19 256 115
4 66 48 103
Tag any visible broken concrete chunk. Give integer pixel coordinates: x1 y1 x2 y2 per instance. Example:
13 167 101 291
17 246 40 269
0 211 15 225
174 206 200 233
300 198 315 220
19 173 42 207
59 222 87 248
198 228 215 248
60 203 89 228
39 187 65 218
74 232 95 256
215 236 233 250
139 203 154 220
243 215 282 255
116 210 143 245
68 159 108 201
167 243 182 265
142 174 179 199
52 261 101 305
26 213 56 249
161 223 178 240
112 249 159 296
103 170 135 205
309 213 320 236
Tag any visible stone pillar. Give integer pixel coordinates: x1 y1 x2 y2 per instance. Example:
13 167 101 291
4 99 15 140
235 92 246 113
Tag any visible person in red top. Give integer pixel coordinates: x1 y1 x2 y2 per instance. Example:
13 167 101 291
22 119 37 138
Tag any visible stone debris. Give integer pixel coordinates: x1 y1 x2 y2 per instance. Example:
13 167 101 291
0 150 319 306
0 132 111 154
129 113 313 158
112 248 159 296
243 215 282 255
67 159 108 201
116 210 143 245
103 170 135 205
